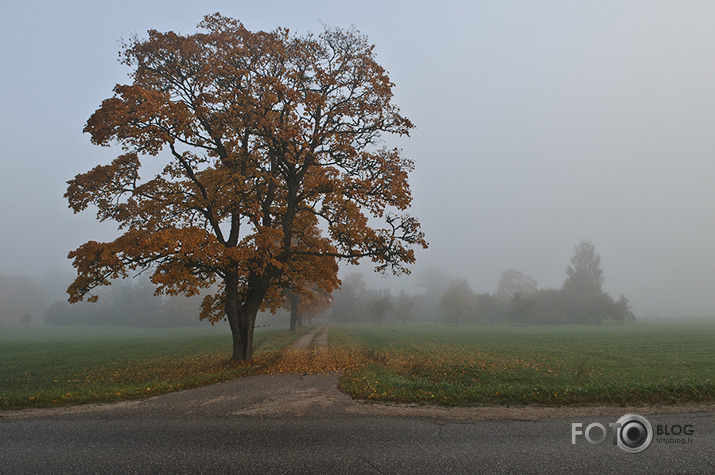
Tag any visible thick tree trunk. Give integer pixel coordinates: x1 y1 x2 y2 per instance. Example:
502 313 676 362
228 306 255 361
224 272 258 361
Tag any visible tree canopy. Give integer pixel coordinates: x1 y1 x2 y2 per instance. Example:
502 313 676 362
495 269 537 301
563 240 604 297
66 14 426 360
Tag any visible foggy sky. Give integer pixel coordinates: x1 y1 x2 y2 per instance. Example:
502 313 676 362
1 1 714 317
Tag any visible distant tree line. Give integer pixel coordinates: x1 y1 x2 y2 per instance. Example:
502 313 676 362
437 240 635 325
328 240 635 325
44 278 206 328
329 273 417 324
1 241 633 328
523 240 635 324
0 272 328 329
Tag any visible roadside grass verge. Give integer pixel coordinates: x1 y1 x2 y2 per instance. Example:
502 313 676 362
0 325 313 410
333 323 715 406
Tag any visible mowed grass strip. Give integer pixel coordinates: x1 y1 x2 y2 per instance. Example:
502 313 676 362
334 323 715 406
0 325 312 410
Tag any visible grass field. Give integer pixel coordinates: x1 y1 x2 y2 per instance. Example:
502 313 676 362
0 325 311 410
1 322 713 410
333 323 715 406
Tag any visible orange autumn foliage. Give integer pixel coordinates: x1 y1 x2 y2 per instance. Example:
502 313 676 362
66 14 427 360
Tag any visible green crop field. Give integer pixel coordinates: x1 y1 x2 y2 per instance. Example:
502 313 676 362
2 322 713 410
0 325 310 410
333 323 715 406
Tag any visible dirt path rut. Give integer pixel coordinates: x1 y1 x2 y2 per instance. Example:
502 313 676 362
290 325 330 349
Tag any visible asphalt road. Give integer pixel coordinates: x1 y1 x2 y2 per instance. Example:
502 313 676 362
1 374 713 474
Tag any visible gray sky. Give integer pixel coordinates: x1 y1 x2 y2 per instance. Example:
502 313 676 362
1 1 714 317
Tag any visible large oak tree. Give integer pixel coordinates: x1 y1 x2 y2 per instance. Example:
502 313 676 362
66 14 426 360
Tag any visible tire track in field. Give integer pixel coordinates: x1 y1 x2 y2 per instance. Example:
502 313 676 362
290 325 330 349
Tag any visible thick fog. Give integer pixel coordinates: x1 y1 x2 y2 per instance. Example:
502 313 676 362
1 1 714 319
